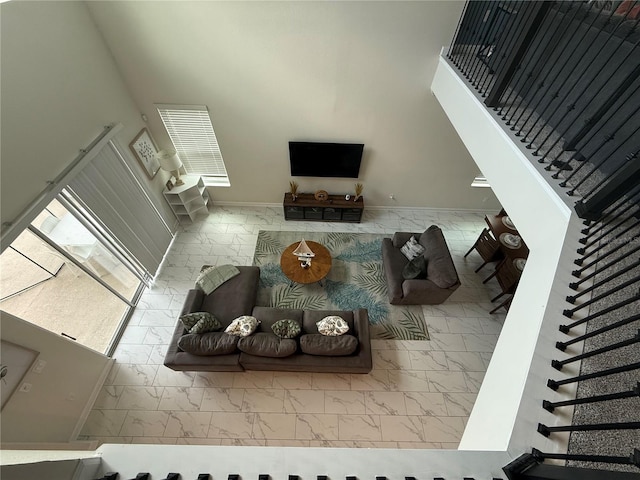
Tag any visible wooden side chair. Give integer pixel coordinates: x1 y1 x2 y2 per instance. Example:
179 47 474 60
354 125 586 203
483 258 522 303
490 295 512 314
464 228 504 273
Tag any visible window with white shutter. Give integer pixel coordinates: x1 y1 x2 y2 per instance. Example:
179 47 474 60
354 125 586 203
155 104 230 186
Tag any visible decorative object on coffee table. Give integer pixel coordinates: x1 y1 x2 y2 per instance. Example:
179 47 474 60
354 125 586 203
292 238 315 268
289 180 299 201
280 240 331 286
354 183 363 202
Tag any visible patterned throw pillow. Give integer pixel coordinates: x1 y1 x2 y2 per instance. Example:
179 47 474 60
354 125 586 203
271 319 302 339
190 315 222 334
400 235 426 260
225 315 260 337
316 315 349 336
402 255 427 280
179 312 221 334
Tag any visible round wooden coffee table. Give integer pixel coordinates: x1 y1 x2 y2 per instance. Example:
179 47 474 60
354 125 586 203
280 240 332 285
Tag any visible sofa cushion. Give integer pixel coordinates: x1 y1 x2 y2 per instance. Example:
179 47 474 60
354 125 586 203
271 319 302 339
237 332 297 357
419 226 459 289
400 235 425 260
300 334 358 356
317 315 350 336
402 255 427 280
225 315 260 337
177 332 238 356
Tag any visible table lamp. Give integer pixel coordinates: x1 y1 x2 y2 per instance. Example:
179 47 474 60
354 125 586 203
157 150 184 186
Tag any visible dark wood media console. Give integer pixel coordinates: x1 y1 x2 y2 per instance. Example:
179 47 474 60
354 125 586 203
283 193 364 223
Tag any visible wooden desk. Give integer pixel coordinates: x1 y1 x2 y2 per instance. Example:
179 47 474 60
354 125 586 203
485 214 529 263
280 240 332 285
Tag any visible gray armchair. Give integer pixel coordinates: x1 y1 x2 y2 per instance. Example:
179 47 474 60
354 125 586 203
381 225 460 305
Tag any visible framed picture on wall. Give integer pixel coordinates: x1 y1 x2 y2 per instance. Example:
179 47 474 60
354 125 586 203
129 128 161 179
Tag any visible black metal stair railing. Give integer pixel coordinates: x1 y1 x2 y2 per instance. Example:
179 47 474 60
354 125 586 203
446 1 640 478
506 211 640 476
542 383 639 413
549 330 639 371
517 187 639 476
540 211 640 474
519 191 639 476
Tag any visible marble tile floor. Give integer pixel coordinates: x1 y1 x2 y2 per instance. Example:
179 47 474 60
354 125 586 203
79 205 507 449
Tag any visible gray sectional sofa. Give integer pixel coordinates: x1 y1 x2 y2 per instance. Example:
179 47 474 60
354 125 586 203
164 266 372 373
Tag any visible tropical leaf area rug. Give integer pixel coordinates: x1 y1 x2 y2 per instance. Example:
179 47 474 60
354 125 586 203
252 230 429 341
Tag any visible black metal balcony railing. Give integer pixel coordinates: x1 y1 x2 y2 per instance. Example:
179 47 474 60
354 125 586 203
446 1 640 478
448 0 640 221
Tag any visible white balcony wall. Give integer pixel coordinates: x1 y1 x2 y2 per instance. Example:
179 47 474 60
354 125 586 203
431 54 577 453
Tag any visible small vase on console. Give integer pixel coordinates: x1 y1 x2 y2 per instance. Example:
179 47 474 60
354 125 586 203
289 180 299 202
354 183 363 202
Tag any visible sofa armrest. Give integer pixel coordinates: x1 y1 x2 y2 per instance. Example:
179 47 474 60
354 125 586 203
352 308 373 372
392 232 421 248
382 238 407 304
180 289 205 316
164 318 188 366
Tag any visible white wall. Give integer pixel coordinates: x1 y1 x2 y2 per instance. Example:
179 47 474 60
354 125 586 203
86 1 500 210
431 56 575 452
96 445 511 480
0 312 113 444
1 460 80 480
0 1 174 241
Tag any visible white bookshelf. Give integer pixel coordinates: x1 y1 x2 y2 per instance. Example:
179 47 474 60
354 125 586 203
163 175 210 222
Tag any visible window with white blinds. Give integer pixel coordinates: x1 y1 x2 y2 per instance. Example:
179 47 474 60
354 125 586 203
67 141 174 279
155 104 230 187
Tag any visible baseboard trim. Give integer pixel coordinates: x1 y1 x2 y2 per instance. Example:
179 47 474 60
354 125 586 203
211 200 491 214
69 358 115 443
1 440 98 450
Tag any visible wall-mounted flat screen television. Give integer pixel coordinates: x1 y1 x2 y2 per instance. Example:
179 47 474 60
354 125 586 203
289 141 364 178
